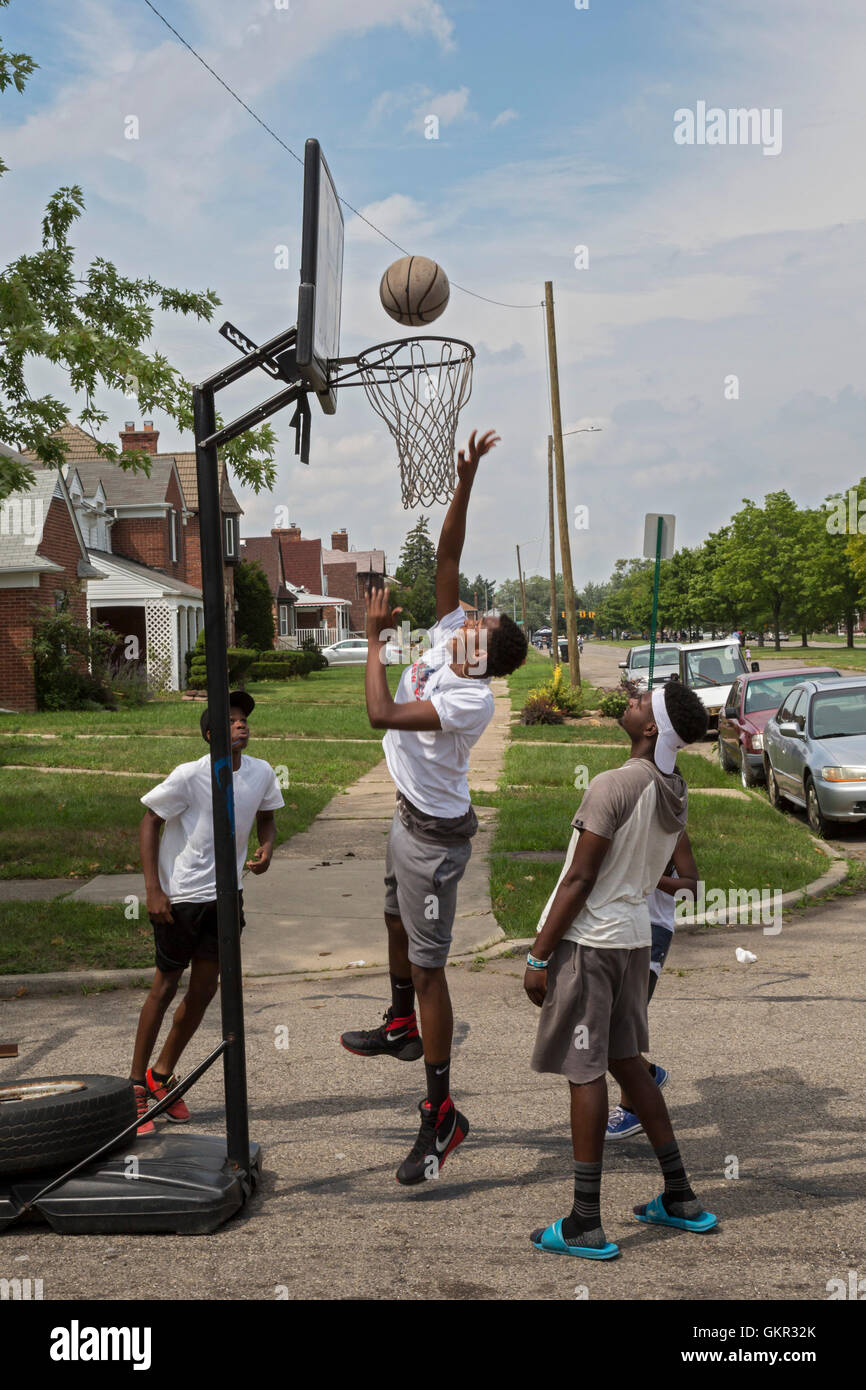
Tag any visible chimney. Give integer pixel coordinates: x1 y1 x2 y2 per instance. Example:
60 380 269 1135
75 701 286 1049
119 419 160 455
272 524 302 541
331 528 349 551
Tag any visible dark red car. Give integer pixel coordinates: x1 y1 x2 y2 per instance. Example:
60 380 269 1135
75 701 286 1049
717 666 842 787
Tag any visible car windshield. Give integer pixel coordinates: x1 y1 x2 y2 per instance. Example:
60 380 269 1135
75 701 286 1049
745 674 825 714
630 647 679 670
810 688 866 739
684 645 745 687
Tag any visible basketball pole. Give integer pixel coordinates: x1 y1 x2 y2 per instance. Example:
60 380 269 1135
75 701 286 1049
544 281 581 689
548 436 558 660
515 544 528 633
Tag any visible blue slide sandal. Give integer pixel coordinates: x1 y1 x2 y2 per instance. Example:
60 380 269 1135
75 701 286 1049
530 1218 620 1260
633 1193 718 1232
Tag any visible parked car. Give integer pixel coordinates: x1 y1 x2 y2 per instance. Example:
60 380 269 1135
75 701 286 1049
717 666 842 787
618 643 681 691
763 676 866 836
321 637 369 666
677 639 756 730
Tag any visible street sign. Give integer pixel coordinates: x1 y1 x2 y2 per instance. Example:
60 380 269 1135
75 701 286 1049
643 513 675 560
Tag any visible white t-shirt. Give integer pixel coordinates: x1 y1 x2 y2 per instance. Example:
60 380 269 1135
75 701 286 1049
141 753 285 903
383 606 495 818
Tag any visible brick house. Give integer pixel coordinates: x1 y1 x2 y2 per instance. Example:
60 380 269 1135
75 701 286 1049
321 529 386 633
14 420 243 693
0 445 105 712
268 524 351 643
237 534 298 643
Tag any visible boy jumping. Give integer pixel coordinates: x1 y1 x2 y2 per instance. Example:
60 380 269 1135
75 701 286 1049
132 691 284 1133
524 681 717 1257
340 429 528 1185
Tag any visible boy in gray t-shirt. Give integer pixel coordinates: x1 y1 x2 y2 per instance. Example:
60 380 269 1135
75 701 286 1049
523 681 717 1260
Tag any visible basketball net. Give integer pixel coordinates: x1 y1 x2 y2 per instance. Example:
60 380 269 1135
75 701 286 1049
355 337 474 508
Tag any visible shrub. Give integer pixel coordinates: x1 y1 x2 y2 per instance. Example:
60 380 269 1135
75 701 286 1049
186 630 257 689
520 694 565 725
108 658 151 707
599 690 629 718
300 635 328 672
248 650 317 681
31 605 116 711
527 664 584 717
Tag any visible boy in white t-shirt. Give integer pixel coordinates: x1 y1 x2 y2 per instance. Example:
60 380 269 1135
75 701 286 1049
131 690 284 1134
340 429 528 1186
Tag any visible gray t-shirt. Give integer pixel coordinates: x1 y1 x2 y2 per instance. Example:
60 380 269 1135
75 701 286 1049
537 758 688 949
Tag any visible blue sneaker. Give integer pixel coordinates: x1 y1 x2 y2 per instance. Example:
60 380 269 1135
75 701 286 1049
606 1066 671 1141
606 1105 643 1140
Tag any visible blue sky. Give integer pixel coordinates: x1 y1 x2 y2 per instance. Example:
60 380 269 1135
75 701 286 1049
2 0 865 586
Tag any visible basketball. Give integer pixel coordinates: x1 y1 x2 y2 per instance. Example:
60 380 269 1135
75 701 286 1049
379 255 450 326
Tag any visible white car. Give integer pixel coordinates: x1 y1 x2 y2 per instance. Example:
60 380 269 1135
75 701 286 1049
321 637 369 666
619 643 681 690
678 639 755 729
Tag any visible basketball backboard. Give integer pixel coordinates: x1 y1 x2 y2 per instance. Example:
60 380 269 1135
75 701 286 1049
296 138 344 416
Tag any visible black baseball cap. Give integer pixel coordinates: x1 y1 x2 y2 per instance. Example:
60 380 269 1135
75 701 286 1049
200 690 255 742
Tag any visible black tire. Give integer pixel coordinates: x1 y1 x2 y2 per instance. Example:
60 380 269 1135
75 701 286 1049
766 762 785 810
0 1075 136 1176
806 778 831 839
740 747 759 788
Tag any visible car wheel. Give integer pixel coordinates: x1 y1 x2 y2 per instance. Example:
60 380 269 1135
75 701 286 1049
740 747 758 788
806 778 831 838
718 735 735 772
766 763 784 810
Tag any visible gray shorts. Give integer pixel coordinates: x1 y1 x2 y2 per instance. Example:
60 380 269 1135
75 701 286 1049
384 794 477 969
530 941 651 1084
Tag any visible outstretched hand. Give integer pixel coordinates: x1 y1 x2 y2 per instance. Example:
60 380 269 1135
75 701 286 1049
457 428 500 485
365 584 402 642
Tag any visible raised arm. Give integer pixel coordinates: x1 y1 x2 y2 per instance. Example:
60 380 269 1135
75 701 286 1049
435 428 500 620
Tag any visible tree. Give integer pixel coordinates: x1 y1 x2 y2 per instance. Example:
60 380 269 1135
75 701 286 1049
395 515 436 588
723 493 808 648
234 560 275 651
0 4 276 500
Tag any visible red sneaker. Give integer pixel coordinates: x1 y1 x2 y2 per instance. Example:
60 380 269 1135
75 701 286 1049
133 1084 155 1136
146 1067 190 1123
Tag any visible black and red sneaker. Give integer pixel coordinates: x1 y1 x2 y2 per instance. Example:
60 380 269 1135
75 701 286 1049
396 1098 469 1186
340 1008 423 1061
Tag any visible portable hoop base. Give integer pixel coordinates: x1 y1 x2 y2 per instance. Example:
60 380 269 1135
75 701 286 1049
0 1133 261 1236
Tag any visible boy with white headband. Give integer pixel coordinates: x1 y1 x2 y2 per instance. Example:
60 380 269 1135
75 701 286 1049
524 680 716 1259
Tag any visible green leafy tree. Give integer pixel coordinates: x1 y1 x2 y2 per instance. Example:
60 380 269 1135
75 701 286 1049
0 4 276 500
722 494 808 649
395 515 437 588
234 560 275 651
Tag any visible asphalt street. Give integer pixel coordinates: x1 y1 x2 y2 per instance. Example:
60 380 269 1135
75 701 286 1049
1 896 862 1301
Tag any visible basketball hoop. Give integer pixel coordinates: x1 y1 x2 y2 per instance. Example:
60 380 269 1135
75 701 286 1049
353 337 474 508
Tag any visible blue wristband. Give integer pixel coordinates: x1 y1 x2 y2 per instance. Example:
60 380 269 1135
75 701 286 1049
526 952 549 970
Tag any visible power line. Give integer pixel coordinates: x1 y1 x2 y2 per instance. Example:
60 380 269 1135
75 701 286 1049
140 0 542 310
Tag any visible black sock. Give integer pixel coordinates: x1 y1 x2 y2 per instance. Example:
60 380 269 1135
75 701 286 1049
390 975 415 1018
132 1078 145 1089
561 1159 607 1247
425 1058 450 1111
654 1139 701 1216
151 1068 170 1084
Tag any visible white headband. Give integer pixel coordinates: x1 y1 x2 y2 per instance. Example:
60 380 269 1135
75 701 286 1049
651 685 685 774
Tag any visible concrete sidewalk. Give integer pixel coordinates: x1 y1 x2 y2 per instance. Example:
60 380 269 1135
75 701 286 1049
13 679 512 977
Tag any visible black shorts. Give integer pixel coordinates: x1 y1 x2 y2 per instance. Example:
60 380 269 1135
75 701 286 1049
151 893 245 974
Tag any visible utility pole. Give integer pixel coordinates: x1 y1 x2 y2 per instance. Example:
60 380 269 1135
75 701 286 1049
548 435 557 660
515 544 528 633
544 281 580 688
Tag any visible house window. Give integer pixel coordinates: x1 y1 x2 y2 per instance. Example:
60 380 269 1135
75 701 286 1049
224 514 239 564
169 509 178 563
279 605 289 637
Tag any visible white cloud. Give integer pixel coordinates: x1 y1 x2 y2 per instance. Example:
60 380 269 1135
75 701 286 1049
492 108 518 128
407 87 473 134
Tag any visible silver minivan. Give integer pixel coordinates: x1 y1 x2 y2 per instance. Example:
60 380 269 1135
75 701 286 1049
619 643 681 690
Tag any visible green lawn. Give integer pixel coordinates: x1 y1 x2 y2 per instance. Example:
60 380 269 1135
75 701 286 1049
0 665 389 881
0 901 155 975
510 722 629 743
488 793 828 938
502 744 728 789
